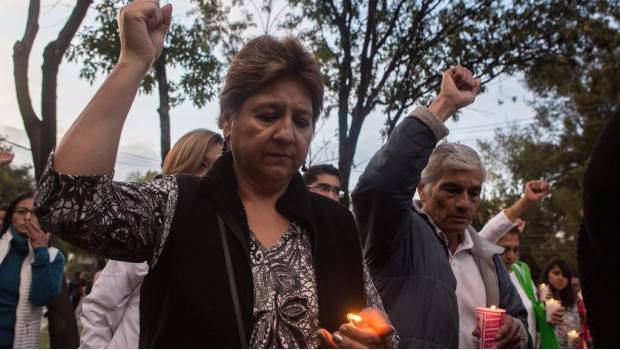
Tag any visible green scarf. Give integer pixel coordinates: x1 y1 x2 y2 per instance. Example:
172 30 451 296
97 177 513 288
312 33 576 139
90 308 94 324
512 261 560 349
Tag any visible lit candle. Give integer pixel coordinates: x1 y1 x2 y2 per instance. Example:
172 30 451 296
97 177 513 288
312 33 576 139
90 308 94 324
346 313 362 325
539 283 550 301
567 330 580 349
476 305 506 349
545 298 563 323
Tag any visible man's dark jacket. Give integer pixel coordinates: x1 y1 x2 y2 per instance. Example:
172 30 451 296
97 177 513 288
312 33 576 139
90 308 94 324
352 107 529 348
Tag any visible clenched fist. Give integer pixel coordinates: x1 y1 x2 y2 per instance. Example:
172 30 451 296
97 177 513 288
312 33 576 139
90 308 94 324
524 180 551 203
430 65 481 121
117 0 172 71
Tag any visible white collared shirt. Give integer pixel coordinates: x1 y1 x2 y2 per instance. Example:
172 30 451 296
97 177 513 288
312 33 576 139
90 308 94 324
448 229 487 349
412 201 489 348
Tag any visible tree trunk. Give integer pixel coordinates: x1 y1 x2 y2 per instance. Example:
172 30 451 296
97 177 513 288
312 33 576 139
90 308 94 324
13 0 42 177
338 112 366 206
154 51 171 164
13 0 91 180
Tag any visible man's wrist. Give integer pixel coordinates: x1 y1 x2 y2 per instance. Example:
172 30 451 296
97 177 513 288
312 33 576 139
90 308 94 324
428 95 457 122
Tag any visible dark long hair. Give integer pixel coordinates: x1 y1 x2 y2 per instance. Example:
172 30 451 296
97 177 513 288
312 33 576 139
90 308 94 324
541 258 576 308
0 192 34 235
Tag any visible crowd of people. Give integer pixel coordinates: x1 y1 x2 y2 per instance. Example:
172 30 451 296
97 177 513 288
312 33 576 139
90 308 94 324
0 0 618 348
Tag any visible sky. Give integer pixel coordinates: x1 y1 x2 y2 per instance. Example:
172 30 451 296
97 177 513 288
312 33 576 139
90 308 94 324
1 0 538 188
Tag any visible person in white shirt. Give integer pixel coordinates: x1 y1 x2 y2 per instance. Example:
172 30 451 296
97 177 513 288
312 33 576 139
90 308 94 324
417 143 531 348
79 261 147 349
480 180 563 348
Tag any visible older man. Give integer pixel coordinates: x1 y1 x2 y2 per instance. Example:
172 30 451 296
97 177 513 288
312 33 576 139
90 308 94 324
353 66 529 348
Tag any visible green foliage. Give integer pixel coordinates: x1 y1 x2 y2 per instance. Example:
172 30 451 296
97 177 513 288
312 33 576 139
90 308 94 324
478 1 620 277
277 0 594 197
67 0 248 108
0 165 35 207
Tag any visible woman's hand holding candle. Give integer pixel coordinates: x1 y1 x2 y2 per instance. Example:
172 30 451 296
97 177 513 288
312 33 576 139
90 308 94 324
550 307 565 326
318 308 395 348
545 299 565 325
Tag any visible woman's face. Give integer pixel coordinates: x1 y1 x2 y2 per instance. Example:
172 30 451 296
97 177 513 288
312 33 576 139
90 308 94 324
193 142 223 177
548 266 569 291
224 76 314 188
11 197 34 234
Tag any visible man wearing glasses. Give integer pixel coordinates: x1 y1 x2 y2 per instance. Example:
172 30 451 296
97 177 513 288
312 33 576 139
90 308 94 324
303 164 343 202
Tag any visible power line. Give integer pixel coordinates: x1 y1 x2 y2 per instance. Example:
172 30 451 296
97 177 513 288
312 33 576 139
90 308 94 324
0 139 31 151
0 135 162 168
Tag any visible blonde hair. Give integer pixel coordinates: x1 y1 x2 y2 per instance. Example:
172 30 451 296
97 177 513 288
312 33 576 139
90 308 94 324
162 129 223 175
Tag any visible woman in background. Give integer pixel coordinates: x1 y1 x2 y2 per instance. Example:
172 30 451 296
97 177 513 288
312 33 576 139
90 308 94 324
0 192 64 348
541 259 584 348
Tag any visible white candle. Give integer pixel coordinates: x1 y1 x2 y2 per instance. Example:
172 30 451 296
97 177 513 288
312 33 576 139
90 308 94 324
545 298 562 323
539 283 550 301
567 330 580 348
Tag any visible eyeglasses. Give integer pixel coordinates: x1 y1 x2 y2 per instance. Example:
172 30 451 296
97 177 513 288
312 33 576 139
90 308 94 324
308 183 344 197
14 208 34 216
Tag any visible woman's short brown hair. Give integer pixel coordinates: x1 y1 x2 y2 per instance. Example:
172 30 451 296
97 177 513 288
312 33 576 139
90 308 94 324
218 35 324 129
162 129 223 175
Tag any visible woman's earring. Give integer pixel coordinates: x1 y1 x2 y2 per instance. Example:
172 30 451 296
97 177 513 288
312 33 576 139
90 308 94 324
222 140 229 153
301 163 308 172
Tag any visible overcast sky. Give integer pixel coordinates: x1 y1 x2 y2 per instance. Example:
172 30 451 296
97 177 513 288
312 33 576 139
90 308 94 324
1 0 538 188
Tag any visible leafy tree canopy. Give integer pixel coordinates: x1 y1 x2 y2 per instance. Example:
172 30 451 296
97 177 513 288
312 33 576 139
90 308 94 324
478 0 620 277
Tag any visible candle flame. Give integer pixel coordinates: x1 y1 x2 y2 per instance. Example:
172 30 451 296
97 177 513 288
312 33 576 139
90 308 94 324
568 330 579 337
347 313 362 324
490 305 497 309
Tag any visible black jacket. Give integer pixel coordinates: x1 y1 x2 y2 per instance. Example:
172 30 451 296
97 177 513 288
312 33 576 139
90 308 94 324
353 109 529 348
139 151 367 347
352 112 459 348
580 110 620 348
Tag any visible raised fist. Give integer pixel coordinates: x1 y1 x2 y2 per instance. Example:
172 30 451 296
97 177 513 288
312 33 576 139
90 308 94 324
524 180 551 203
439 65 481 111
117 0 172 70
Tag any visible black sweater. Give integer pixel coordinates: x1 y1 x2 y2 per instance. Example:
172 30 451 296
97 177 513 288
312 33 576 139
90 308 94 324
579 110 620 348
139 152 367 347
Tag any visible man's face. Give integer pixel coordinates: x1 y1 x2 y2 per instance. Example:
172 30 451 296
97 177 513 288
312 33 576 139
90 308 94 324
419 168 482 236
497 232 520 270
308 173 342 202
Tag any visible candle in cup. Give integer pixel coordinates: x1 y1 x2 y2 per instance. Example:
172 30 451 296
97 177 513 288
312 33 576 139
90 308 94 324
567 330 580 349
545 298 562 323
539 283 550 301
476 305 506 349
347 313 362 325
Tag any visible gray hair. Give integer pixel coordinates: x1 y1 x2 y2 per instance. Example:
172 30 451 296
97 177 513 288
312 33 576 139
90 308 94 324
420 143 486 194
